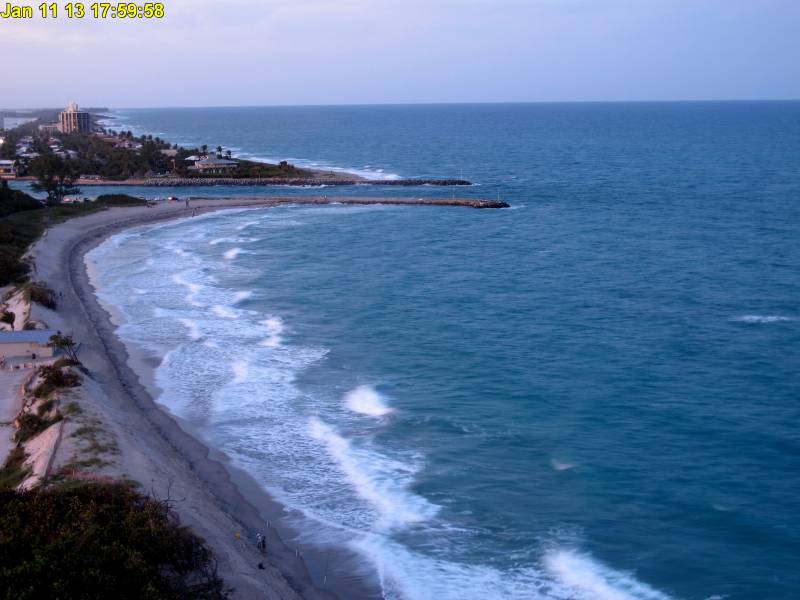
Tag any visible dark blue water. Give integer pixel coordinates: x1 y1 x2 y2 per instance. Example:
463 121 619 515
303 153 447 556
86 103 800 600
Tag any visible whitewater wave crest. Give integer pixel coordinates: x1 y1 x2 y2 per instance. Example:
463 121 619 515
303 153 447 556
735 315 796 324
345 385 395 417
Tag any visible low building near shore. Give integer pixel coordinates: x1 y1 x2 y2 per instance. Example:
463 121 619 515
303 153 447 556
0 330 57 359
39 123 60 135
0 159 17 179
190 156 238 174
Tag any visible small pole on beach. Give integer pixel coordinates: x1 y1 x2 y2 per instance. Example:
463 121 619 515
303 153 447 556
323 551 330 587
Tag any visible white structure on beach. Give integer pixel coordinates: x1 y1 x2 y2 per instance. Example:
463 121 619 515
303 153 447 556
0 330 56 359
0 159 17 179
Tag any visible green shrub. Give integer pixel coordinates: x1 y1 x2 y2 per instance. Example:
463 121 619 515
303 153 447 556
0 448 29 491
0 482 229 599
62 401 82 416
25 282 57 309
14 413 62 443
52 356 80 368
0 181 41 218
37 399 56 415
33 365 81 399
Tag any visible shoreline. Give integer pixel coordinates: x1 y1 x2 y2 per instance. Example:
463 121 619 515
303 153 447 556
30 198 402 599
13 175 474 188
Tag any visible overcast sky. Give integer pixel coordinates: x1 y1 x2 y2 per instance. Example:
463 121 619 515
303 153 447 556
2 0 799 108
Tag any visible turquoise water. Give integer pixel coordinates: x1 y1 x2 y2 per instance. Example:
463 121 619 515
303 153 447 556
86 103 800 600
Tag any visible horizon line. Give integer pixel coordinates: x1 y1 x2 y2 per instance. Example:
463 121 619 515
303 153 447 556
4 98 800 112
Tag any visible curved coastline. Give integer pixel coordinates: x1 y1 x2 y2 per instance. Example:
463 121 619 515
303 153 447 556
31 199 393 600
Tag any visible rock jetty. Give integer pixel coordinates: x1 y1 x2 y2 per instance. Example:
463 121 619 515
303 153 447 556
198 196 509 209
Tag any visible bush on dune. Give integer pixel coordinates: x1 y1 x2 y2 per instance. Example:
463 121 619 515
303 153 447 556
0 482 229 599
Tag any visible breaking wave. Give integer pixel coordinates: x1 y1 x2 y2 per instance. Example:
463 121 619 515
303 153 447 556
345 385 395 417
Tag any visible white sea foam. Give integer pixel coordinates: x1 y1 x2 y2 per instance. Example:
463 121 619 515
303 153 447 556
735 315 795 323
233 291 253 304
211 305 239 319
232 360 249 383
236 220 261 231
309 417 438 531
178 318 202 341
223 247 244 261
544 550 674 600
550 458 576 471
235 151 402 181
260 316 284 348
344 385 395 417
209 236 257 246
172 273 204 306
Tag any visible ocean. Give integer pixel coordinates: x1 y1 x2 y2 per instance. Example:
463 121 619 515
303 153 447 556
81 102 799 600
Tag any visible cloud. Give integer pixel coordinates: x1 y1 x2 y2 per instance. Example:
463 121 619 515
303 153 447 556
2 0 799 106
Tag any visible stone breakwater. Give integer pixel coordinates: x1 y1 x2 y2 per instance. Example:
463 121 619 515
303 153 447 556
76 177 473 187
250 196 509 209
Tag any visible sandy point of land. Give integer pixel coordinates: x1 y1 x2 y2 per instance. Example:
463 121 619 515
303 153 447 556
28 199 386 600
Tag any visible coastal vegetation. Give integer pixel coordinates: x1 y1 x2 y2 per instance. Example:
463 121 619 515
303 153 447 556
5 114 315 180
0 448 29 492
0 188 145 286
33 364 81 400
0 180 40 217
29 153 80 206
0 482 229 599
59 130 174 179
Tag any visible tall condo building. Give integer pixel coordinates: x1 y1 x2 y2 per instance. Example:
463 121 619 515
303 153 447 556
59 102 91 133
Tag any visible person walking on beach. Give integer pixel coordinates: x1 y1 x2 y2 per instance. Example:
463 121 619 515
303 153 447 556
256 532 266 553
185 198 190 208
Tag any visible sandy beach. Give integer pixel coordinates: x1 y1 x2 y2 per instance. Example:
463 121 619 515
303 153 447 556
27 198 403 600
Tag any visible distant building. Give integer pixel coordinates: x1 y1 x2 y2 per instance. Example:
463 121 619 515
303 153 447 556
0 159 17 179
190 156 238 175
0 330 56 358
59 102 91 134
38 123 60 135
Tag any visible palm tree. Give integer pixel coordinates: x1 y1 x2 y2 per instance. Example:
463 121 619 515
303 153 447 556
216 145 223 158
225 150 232 159
49 334 80 363
201 144 208 156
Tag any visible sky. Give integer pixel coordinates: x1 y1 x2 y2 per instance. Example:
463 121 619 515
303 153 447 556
2 0 799 108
